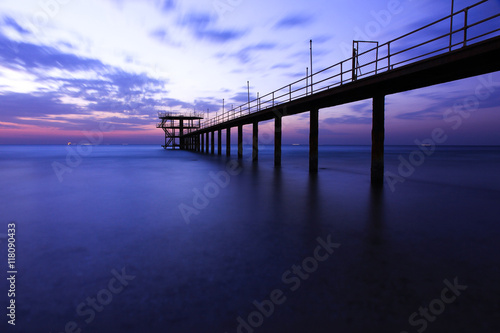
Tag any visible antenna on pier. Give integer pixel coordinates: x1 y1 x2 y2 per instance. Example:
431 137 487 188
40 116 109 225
310 40 313 94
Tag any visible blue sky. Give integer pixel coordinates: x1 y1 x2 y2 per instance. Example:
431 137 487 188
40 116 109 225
0 0 499 145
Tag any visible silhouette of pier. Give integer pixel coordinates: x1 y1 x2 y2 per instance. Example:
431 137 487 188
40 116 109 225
159 1 500 186
157 112 203 150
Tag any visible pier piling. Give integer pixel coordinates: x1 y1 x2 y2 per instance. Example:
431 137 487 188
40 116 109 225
226 128 231 156
211 132 215 154
238 125 243 159
309 108 319 173
206 132 209 153
275 116 282 167
218 130 222 155
371 94 385 187
253 122 259 161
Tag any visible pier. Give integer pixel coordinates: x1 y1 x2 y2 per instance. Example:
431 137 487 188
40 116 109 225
158 1 500 186
157 112 204 150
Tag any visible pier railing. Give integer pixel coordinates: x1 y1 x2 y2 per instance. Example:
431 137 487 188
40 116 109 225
199 0 500 130
158 111 205 119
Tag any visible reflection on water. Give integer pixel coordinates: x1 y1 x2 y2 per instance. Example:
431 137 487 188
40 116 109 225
0 145 499 332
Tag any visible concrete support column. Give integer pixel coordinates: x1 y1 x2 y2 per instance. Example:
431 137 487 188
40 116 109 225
275 116 282 167
238 125 243 159
206 132 209 153
218 129 222 155
309 107 319 173
371 94 385 187
226 127 231 156
211 131 215 154
252 121 259 161
179 119 186 150
201 133 205 153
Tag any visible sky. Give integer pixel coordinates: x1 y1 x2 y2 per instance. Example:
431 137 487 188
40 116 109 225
0 0 499 145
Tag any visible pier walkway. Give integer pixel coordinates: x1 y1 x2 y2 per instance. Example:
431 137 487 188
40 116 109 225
165 1 500 186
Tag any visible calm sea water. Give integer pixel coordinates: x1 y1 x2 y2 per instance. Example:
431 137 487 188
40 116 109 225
1 144 499 333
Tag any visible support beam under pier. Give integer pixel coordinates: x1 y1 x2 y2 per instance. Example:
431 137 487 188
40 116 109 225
238 125 243 159
211 131 215 154
206 132 209 153
226 127 231 156
179 119 184 150
218 130 222 155
253 122 258 161
275 115 282 167
371 94 385 187
309 108 319 173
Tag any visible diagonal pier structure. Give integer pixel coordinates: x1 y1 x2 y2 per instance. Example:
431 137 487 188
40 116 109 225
164 1 500 186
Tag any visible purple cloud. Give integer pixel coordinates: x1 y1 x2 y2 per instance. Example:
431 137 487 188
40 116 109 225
274 14 312 29
178 11 246 43
3 16 30 35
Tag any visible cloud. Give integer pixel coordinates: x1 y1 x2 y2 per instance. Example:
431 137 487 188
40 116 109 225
0 90 197 132
347 101 372 115
274 14 312 29
395 91 500 121
150 28 168 41
229 92 252 105
179 12 215 29
3 16 30 35
195 29 245 43
178 11 246 43
0 30 181 132
161 0 176 12
323 115 372 125
106 70 164 97
0 92 82 121
0 29 170 110
0 33 105 72
150 27 182 46
271 63 293 70
395 106 443 120
232 42 278 63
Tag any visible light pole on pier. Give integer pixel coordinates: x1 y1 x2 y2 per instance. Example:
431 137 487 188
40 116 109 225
310 40 313 94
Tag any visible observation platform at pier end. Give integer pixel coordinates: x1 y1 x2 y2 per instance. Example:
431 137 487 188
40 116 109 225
162 1 500 186
156 112 204 150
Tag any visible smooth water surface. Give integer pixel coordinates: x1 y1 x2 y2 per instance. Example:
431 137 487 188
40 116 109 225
1 145 499 332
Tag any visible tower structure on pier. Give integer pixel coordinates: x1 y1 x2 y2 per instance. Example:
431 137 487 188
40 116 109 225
156 112 204 150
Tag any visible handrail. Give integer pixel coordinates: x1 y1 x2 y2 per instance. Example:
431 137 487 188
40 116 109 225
158 111 204 119
194 0 498 131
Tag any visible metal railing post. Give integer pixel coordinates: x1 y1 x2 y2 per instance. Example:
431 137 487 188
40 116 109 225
352 46 357 81
340 61 343 84
463 8 468 47
387 42 391 70
306 67 309 95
